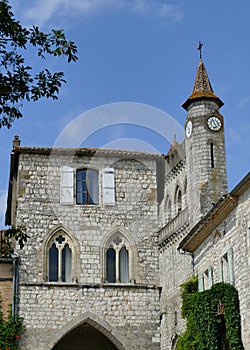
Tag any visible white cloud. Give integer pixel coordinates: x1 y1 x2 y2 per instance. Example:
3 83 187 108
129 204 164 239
14 0 183 27
22 0 118 26
158 4 183 21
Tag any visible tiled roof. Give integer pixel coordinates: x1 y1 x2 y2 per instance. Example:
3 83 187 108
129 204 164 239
182 59 224 110
13 146 163 159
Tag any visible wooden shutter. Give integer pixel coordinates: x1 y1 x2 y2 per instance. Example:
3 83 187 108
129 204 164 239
103 168 115 205
208 266 213 288
198 273 204 292
218 258 223 282
61 166 74 204
227 248 234 284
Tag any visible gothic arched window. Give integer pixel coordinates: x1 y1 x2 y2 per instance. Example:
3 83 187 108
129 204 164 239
47 232 74 282
106 236 129 283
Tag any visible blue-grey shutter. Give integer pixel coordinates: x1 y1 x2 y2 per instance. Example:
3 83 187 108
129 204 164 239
208 266 213 288
198 273 204 292
61 166 74 204
218 258 223 282
103 168 115 205
227 248 234 284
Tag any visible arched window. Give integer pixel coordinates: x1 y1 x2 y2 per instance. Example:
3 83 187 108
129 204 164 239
106 236 129 283
167 198 172 220
106 248 116 283
47 232 74 282
76 168 99 204
177 190 182 212
164 195 172 223
119 247 129 283
175 186 182 213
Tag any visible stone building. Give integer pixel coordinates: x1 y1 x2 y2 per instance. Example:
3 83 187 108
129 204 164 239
4 57 250 349
178 171 250 347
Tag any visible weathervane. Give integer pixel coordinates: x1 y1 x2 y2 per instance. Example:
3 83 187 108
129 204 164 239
197 41 203 59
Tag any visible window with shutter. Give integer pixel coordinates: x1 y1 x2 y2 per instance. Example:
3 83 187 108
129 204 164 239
76 168 99 205
218 249 234 284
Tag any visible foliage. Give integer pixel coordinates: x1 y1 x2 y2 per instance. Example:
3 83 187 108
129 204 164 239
0 0 78 128
176 278 244 350
0 226 29 257
176 276 199 350
0 295 25 349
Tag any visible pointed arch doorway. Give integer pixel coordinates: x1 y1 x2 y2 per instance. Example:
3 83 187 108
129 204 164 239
52 322 120 350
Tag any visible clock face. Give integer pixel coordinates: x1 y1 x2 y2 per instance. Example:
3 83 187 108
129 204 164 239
186 120 192 138
207 116 222 131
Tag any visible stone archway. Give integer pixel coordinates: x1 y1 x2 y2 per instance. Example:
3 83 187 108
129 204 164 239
52 321 121 350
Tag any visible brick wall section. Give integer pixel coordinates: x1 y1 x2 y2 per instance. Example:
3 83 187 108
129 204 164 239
0 261 13 319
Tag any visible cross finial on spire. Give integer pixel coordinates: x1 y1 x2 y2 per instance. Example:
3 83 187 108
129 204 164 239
197 41 203 59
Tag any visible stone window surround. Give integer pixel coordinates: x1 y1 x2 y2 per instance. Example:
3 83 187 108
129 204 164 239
43 225 80 283
100 228 138 284
162 178 187 226
62 165 101 205
218 248 234 284
198 265 213 292
76 168 99 205
61 165 116 206
43 226 138 285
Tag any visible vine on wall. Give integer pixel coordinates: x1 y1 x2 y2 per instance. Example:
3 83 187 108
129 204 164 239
176 277 244 350
0 295 25 350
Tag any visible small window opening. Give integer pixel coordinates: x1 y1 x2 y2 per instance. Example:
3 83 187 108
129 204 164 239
177 190 182 212
210 142 215 168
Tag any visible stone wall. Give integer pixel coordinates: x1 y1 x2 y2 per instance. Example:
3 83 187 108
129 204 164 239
185 101 228 224
14 150 161 349
159 160 193 350
159 236 192 350
18 285 160 350
193 186 250 348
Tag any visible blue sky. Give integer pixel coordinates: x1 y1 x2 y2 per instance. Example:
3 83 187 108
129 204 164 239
0 0 249 227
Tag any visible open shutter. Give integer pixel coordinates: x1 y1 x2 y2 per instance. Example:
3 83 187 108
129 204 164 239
227 248 234 284
198 273 204 292
61 166 74 204
218 258 223 282
208 266 213 288
103 168 115 205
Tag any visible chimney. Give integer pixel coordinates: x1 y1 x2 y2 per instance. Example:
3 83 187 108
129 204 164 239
13 135 21 148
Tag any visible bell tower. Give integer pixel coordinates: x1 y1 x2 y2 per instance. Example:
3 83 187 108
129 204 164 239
183 47 228 224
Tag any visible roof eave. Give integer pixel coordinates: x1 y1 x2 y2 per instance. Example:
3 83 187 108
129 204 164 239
182 95 224 111
178 172 250 253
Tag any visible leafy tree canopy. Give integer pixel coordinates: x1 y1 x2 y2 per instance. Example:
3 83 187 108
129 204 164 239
0 226 29 257
0 0 78 128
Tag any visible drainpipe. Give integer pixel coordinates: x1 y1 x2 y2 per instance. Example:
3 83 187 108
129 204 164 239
12 254 19 318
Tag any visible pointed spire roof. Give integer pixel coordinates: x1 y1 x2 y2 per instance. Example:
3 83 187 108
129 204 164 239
182 59 224 110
